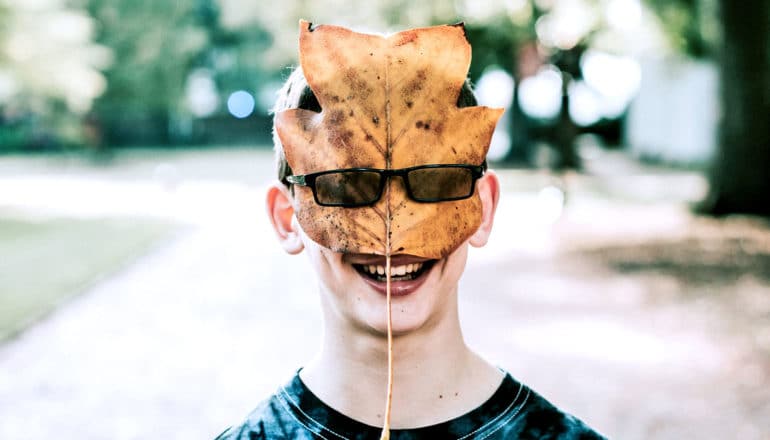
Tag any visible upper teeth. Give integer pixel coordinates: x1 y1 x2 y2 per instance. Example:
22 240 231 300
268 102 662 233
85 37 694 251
364 262 423 277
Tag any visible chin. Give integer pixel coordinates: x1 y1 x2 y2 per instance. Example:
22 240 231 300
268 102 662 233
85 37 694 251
357 293 446 338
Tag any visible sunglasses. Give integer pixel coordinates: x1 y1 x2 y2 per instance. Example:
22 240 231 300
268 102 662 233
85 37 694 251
285 164 485 207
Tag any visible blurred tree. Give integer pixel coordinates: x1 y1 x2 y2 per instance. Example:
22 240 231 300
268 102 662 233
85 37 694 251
0 0 109 151
464 15 536 164
85 0 209 146
648 0 770 216
465 2 600 169
704 0 770 216
184 0 278 144
644 0 719 58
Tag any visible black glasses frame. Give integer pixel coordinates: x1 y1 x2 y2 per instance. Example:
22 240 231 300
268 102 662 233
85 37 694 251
285 164 485 207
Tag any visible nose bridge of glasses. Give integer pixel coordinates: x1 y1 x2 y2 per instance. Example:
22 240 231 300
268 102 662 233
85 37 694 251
378 168 411 203
382 168 412 195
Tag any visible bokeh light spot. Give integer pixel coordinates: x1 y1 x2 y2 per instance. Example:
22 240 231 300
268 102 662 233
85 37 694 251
186 69 219 118
581 50 642 118
476 68 515 109
568 81 602 126
227 90 255 119
606 0 642 30
519 66 563 120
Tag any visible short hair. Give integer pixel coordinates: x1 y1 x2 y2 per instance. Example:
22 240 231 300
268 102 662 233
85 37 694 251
272 67 481 186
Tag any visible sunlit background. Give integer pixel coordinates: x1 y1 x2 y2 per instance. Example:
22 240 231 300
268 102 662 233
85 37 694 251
1 0 769 439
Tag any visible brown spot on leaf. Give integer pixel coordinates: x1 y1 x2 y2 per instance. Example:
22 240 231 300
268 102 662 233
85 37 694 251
343 68 372 101
401 69 427 101
327 127 354 149
327 109 346 125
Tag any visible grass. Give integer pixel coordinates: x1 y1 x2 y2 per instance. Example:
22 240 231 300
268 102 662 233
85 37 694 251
0 215 176 342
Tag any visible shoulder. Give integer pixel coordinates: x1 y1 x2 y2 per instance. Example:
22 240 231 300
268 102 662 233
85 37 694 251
214 374 324 440
516 391 605 439
214 390 307 440
214 398 274 440
496 377 607 439
469 372 606 440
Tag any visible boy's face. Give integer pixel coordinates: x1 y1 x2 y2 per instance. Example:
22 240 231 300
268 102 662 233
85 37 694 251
266 172 498 335
275 21 503 260
268 21 502 333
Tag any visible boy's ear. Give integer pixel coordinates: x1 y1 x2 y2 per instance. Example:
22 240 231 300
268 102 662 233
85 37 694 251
266 182 304 255
469 170 500 248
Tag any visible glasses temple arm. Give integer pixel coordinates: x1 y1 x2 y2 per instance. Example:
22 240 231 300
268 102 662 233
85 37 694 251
286 175 307 186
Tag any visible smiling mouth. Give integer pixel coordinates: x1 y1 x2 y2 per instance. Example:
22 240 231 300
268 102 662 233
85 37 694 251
352 260 436 283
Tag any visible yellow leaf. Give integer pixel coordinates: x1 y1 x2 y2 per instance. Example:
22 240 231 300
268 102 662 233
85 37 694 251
276 20 503 259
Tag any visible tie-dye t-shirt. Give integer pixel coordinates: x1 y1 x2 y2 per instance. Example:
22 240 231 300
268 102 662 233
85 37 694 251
216 371 607 440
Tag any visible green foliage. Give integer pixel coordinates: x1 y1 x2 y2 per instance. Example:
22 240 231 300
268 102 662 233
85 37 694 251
86 0 210 144
207 23 275 106
465 15 536 81
0 1 108 151
644 0 720 58
89 0 207 111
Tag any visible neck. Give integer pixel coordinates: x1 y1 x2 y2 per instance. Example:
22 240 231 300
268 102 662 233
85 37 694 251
300 289 503 429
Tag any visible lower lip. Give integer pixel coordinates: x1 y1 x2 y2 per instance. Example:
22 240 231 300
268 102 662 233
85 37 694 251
358 264 434 297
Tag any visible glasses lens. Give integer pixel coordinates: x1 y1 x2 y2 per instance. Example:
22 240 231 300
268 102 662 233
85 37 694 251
406 167 475 201
314 171 382 206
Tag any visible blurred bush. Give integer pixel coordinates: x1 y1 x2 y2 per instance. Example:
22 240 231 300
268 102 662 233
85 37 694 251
0 0 110 151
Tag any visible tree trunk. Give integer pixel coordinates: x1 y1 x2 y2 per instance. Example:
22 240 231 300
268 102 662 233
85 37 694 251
552 73 581 171
701 0 770 216
503 81 531 164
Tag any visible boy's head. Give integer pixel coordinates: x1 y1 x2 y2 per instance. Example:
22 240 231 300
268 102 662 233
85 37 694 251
266 21 502 334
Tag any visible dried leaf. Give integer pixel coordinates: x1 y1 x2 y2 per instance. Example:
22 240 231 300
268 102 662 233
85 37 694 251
276 20 503 259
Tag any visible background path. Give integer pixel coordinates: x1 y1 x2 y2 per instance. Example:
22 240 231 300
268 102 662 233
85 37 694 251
0 149 767 439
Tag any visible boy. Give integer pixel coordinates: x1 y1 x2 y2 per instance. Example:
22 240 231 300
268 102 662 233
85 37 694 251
218 21 605 439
